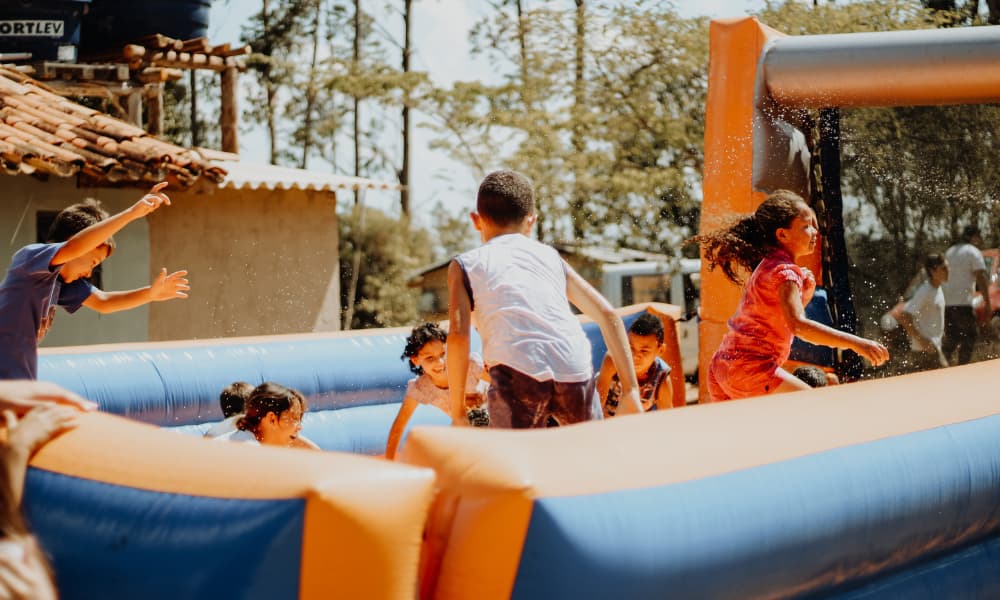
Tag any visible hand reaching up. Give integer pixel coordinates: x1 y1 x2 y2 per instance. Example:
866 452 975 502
149 268 190 301
130 182 171 218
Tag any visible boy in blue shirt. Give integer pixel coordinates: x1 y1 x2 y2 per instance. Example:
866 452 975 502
0 182 189 380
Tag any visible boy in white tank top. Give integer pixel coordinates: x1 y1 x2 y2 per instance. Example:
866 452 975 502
447 170 642 428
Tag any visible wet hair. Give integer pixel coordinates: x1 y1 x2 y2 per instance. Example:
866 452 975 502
792 365 828 388
923 253 946 278
476 170 535 227
401 323 447 375
628 313 664 344
236 382 306 435
961 225 981 243
46 198 116 255
687 189 808 285
219 381 253 418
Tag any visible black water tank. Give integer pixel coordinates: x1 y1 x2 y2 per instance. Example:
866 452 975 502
0 0 90 62
80 0 210 56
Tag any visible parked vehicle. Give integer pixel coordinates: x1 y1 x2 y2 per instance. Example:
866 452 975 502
599 259 700 375
879 248 1000 348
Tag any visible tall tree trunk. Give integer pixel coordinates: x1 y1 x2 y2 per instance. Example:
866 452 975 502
262 0 279 164
300 0 322 169
570 0 586 239
189 70 200 147
353 0 362 205
399 0 412 216
515 0 544 241
344 0 364 330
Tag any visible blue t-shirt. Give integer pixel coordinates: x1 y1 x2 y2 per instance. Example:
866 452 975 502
0 243 94 379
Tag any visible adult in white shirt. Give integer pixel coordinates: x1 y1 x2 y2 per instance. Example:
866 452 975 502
941 226 991 365
897 254 948 371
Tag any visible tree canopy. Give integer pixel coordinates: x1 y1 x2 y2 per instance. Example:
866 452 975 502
165 0 1000 332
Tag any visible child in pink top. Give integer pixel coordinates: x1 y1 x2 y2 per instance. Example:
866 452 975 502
691 190 889 402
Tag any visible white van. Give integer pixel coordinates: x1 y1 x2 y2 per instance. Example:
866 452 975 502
599 259 700 376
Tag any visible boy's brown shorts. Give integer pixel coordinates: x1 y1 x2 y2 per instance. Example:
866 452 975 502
486 364 602 429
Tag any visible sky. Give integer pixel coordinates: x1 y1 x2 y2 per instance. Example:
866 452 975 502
208 0 767 226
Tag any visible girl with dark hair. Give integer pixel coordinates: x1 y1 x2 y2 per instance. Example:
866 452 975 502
690 190 889 402
385 323 488 459
226 382 318 450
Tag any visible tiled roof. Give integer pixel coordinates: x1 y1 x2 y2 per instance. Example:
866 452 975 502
0 65 225 187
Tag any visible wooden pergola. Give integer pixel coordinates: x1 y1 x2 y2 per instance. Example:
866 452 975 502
20 34 249 153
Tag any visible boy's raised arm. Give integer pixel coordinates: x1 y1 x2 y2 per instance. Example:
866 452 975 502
564 263 642 416
83 268 189 314
52 182 171 267
446 260 473 426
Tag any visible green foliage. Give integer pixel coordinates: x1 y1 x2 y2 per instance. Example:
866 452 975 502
423 1 707 252
757 0 1000 336
339 207 433 329
430 202 478 259
161 73 222 149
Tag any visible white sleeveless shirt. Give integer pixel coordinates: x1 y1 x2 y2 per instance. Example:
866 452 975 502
455 234 593 382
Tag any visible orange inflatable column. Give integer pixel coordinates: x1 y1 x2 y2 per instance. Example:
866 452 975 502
699 17 781 401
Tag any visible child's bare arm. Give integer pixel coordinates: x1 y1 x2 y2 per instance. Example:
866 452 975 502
447 260 473 426
656 374 674 410
595 353 615 413
385 398 418 459
52 182 171 266
565 264 642 415
83 268 189 314
896 311 935 353
779 281 889 366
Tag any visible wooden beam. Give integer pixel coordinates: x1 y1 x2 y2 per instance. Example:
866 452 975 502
145 83 163 136
180 37 211 53
35 62 130 82
220 66 239 153
123 45 147 60
216 45 252 58
136 67 182 83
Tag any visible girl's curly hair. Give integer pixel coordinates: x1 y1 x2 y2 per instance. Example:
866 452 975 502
687 190 807 284
401 323 447 375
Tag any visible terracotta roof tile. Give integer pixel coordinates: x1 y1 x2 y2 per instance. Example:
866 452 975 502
0 65 225 187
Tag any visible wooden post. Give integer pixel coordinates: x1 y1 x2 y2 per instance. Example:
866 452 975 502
126 89 143 127
221 66 239 153
189 70 200 147
145 84 163 135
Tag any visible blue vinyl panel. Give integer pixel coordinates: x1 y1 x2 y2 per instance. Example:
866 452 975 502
511 415 1000 600
25 469 304 600
820 534 1000 599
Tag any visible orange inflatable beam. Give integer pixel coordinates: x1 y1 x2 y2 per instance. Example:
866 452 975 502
31 412 436 600
402 359 1000 598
